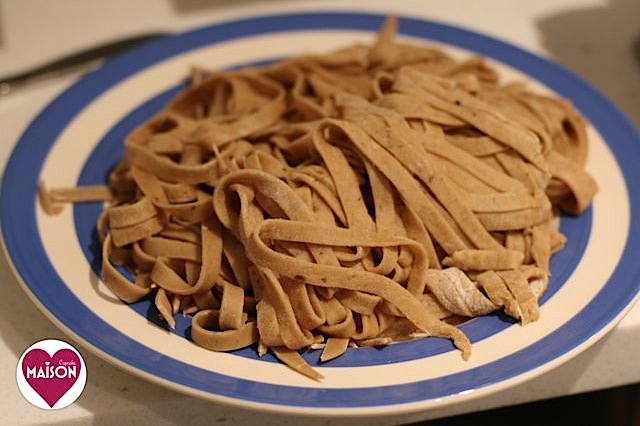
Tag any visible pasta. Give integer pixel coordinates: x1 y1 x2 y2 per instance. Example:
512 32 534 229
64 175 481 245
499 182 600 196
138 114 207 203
40 17 598 380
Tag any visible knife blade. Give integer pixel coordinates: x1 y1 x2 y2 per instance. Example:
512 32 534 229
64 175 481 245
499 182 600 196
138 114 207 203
0 32 168 96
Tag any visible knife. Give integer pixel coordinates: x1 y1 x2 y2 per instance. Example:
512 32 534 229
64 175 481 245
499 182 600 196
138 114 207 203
0 32 168 96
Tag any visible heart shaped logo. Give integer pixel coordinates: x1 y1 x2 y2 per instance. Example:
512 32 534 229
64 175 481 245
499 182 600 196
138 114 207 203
17 340 86 409
22 348 81 407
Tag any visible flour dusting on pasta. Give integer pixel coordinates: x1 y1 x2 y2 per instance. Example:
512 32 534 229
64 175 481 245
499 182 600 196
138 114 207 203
40 17 597 380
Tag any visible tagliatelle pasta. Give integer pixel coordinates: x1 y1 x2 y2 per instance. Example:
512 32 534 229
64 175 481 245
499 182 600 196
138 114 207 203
40 17 597 380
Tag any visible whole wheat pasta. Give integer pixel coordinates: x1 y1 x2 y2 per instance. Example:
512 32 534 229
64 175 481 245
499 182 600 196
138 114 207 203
40 17 597 380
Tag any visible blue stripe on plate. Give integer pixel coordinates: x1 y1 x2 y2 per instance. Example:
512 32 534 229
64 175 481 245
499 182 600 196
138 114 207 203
2 12 639 408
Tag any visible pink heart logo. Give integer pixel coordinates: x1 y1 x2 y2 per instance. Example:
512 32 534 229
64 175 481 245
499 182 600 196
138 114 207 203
21 348 82 408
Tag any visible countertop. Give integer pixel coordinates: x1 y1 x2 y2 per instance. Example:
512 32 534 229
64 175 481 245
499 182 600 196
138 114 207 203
1 0 638 424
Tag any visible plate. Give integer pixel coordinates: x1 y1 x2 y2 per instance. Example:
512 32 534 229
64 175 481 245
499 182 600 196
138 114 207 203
1 12 639 416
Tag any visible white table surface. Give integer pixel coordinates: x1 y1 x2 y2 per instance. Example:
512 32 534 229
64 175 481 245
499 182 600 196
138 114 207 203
1 0 639 424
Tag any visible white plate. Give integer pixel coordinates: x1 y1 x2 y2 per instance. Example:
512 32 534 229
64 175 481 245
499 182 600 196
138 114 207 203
2 12 639 416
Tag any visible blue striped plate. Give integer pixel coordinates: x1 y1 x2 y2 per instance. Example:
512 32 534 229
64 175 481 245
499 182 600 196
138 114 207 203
1 12 639 415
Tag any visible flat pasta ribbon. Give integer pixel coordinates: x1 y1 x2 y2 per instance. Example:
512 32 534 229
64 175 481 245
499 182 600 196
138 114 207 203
39 16 596 380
